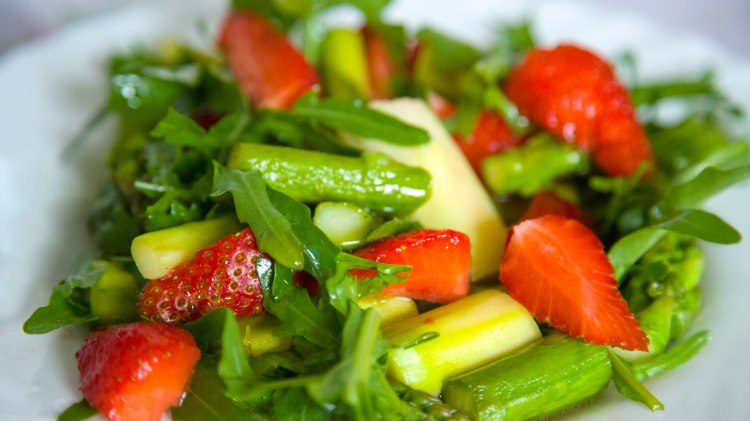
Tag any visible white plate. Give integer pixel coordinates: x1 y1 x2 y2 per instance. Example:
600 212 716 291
1 0 749 419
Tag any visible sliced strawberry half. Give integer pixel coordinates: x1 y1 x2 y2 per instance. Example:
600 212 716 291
453 110 523 174
352 229 471 303
219 11 319 109
138 228 268 324
76 322 201 421
504 44 654 177
499 215 648 351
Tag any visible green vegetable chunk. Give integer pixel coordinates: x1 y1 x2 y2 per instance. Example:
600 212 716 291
227 143 432 216
131 214 244 279
482 134 589 197
442 334 612 421
382 289 541 395
89 261 139 325
313 201 376 249
320 28 370 99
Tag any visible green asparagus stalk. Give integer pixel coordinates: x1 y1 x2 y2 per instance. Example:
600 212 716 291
382 289 541 395
131 214 244 279
443 334 612 421
89 260 139 325
227 143 432 216
482 134 589 197
237 314 292 357
357 295 419 327
313 201 377 249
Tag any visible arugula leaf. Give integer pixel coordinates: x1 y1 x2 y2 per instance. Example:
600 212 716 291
608 227 667 283
173 363 265 421
305 308 396 420
151 108 247 157
212 167 305 270
23 262 105 334
656 209 741 244
57 399 98 421
269 387 332 420
654 165 750 215
291 97 429 145
265 262 340 349
607 349 664 412
266 188 340 281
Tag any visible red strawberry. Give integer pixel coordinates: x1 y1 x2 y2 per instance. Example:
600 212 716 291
138 228 267 324
362 25 396 99
219 11 319 109
520 191 592 227
427 93 522 174
453 110 523 174
504 44 654 177
427 91 457 119
499 215 648 351
352 229 471 303
76 322 201 421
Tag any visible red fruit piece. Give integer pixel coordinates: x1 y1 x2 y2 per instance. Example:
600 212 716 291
499 215 648 351
76 322 201 421
520 191 592 227
453 110 523 173
427 91 457 120
352 229 471 303
427 93 522 174
139 228 267 324
504 44 654 177
219 11 319 109
362 25 396 99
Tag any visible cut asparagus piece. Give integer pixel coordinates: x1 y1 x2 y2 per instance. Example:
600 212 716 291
238 314 292 357
89 261 139 325
382 289 540 395
227 143 432 216
131 215 244 279
443 334 612 421
357 295 419 327
342 98 507 281
313 201 376 249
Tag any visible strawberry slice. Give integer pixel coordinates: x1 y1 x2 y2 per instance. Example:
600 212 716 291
504 44 654 177
138 228 267 324
453 110 523 174
76 322 201 421
219 11 319 109
362 25 396 99
427 93 522 174
352 229 471 303
499 215 648 351
519 191 592 227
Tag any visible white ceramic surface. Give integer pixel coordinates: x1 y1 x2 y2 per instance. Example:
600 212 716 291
1 0 748 419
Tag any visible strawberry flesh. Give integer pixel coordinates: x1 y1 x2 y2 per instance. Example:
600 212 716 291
453 110 523 174
352 229 471 303
138 228 267 324
499 215 649 351
219 11 319 109
504 44 654 177
76 322 201 421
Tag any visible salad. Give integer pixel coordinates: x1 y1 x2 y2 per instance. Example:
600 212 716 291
18 0 750 420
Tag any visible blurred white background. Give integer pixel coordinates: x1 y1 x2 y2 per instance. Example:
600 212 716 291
1 0 749 57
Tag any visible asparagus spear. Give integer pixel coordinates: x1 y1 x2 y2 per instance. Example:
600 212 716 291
227 143 432 216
